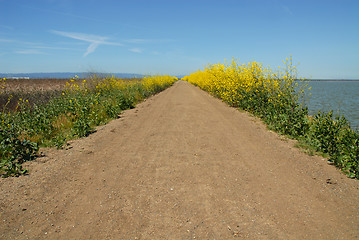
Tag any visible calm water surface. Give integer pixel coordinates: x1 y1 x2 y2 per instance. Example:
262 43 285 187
306 81 359 130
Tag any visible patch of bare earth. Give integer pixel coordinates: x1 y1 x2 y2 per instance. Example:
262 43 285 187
1 81 358 239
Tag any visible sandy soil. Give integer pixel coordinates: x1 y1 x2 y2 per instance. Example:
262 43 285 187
1 81 358 239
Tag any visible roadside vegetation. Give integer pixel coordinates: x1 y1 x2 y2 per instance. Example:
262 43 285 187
0 75 176 177
183 57 359 179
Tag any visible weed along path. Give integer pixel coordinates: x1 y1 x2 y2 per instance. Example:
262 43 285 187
1 81 359 239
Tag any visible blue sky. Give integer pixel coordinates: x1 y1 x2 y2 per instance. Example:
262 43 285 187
0 0 358 78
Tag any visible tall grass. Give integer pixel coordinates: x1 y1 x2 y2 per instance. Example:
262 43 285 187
184 57 358 179
0 75 177 177
0 78 77 112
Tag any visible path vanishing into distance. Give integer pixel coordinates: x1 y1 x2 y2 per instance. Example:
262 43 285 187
1 81 359 239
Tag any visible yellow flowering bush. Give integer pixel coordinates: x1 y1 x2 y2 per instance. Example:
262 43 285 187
143 75 178 94
184 57 309 137
0 78 5 92
185 57 359 179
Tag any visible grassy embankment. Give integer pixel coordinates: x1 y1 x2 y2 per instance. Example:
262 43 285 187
183 57 359 179
0 75 177 177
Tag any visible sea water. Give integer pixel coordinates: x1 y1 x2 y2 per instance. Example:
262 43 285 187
305 81 359 130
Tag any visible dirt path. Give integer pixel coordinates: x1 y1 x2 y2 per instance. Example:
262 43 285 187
1 81 358 239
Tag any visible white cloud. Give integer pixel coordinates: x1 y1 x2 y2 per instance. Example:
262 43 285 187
15 49 46 55
84 42 101 56
129 48 143 53
50 30 123 56
32 46 76 50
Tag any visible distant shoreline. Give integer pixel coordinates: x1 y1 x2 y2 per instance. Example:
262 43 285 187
307 79 359 81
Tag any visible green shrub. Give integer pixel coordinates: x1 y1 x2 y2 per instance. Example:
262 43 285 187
0 127 38 177
184 57 358 179
0 75 176 177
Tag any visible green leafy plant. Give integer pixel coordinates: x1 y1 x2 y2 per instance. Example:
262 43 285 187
184 57 358 179
0 75 177 177
0 128 38 177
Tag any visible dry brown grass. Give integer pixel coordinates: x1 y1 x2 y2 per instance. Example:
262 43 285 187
0 78 72 112
2 78 72 92
0 77 143 112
